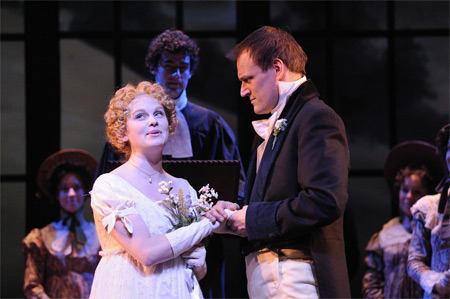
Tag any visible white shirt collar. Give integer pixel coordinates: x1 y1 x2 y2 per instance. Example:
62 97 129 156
175 89 188 111
271 76 307 117
252 76 307 172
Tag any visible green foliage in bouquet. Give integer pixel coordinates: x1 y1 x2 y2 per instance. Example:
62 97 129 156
159 181 217 229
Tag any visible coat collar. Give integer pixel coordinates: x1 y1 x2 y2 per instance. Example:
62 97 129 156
245 80 321 204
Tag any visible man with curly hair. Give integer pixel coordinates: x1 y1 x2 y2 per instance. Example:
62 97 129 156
95 30 247 299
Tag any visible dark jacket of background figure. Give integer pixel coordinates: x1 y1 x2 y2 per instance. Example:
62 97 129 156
95 101 248 298
244 80 351 298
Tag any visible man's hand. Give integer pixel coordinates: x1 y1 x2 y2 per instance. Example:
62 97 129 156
434 270 450 295
205 200 239 223
227 205 248 237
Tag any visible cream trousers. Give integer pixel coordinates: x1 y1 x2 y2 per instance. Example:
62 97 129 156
245 249 319 299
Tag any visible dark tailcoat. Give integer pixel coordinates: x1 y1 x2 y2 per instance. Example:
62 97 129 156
244 80 351 298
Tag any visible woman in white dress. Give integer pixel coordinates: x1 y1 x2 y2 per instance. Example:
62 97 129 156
89 81 230 299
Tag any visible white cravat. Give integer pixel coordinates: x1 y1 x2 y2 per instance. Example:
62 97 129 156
252 76 307 172
162 90 194 158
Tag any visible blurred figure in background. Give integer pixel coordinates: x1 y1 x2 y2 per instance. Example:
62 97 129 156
408 124 450 298
22 149 100 298
362 141 443 298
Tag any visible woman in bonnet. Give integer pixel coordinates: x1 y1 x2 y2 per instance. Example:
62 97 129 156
22 149 100 298
362 141 443 298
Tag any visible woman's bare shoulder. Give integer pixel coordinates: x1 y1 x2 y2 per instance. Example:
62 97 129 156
163 171 191 189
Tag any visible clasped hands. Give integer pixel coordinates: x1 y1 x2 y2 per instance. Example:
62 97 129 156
206 200 248 237
434 270 450 296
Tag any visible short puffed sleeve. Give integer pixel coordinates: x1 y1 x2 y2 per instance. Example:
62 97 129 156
90 174 138 235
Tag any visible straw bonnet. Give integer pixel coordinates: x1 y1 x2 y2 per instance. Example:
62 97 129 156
384 140 444 191
36 149 97 201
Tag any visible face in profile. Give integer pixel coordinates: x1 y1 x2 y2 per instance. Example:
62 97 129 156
152 51 192 100
398 174 428 217
58 173 85 213
237 51 279 115
123 94 170 154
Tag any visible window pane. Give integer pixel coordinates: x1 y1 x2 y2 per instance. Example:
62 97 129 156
295 37 328 100
395 1 449 30
60 39 114 160
121 1 175 32
1 42 25 175
332 1 387 30
121 38 151 84
188 38 239 136
349 177 392 236
270 1 326 31
184 1 236 31
1 182 26 298
1 0 24 33
333 38 389 170
59 1 113 32
396 37 449 143
347 176 391 293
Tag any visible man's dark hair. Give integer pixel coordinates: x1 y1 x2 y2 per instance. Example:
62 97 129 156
145 30 200 80
227 26 308 75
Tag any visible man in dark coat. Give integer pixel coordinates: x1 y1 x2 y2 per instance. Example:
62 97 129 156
95 30 247 299
207 26 351 298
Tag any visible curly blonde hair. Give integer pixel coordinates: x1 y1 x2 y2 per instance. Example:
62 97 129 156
104 81 177 160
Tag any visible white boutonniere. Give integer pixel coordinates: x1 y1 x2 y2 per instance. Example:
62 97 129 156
272 118 287 150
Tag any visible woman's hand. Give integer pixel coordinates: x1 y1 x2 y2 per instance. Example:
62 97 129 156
434 270 450 295
205 200 239 223
181 245 207 280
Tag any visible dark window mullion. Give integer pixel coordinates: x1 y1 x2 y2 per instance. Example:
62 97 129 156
387 1 398 217
24 0 61 231
325 1 334 108
176 0 184 30
113 1 122 88
387 1 396 148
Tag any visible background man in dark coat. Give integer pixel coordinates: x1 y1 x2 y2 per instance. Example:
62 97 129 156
207 26 351 298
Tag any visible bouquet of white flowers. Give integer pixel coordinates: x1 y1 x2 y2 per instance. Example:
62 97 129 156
159 181 217 229
159 181 218 291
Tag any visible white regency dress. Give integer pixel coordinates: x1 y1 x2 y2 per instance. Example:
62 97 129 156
89 173 203 299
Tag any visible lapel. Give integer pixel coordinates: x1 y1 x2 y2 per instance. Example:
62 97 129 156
244 148 258 205
249 80 320 203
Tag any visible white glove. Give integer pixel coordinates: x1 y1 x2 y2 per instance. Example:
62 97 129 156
212 209 236 234
182 245 207 281
165 218 213 258
434 270 450 295
182 245 206 267
224 208 236 218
